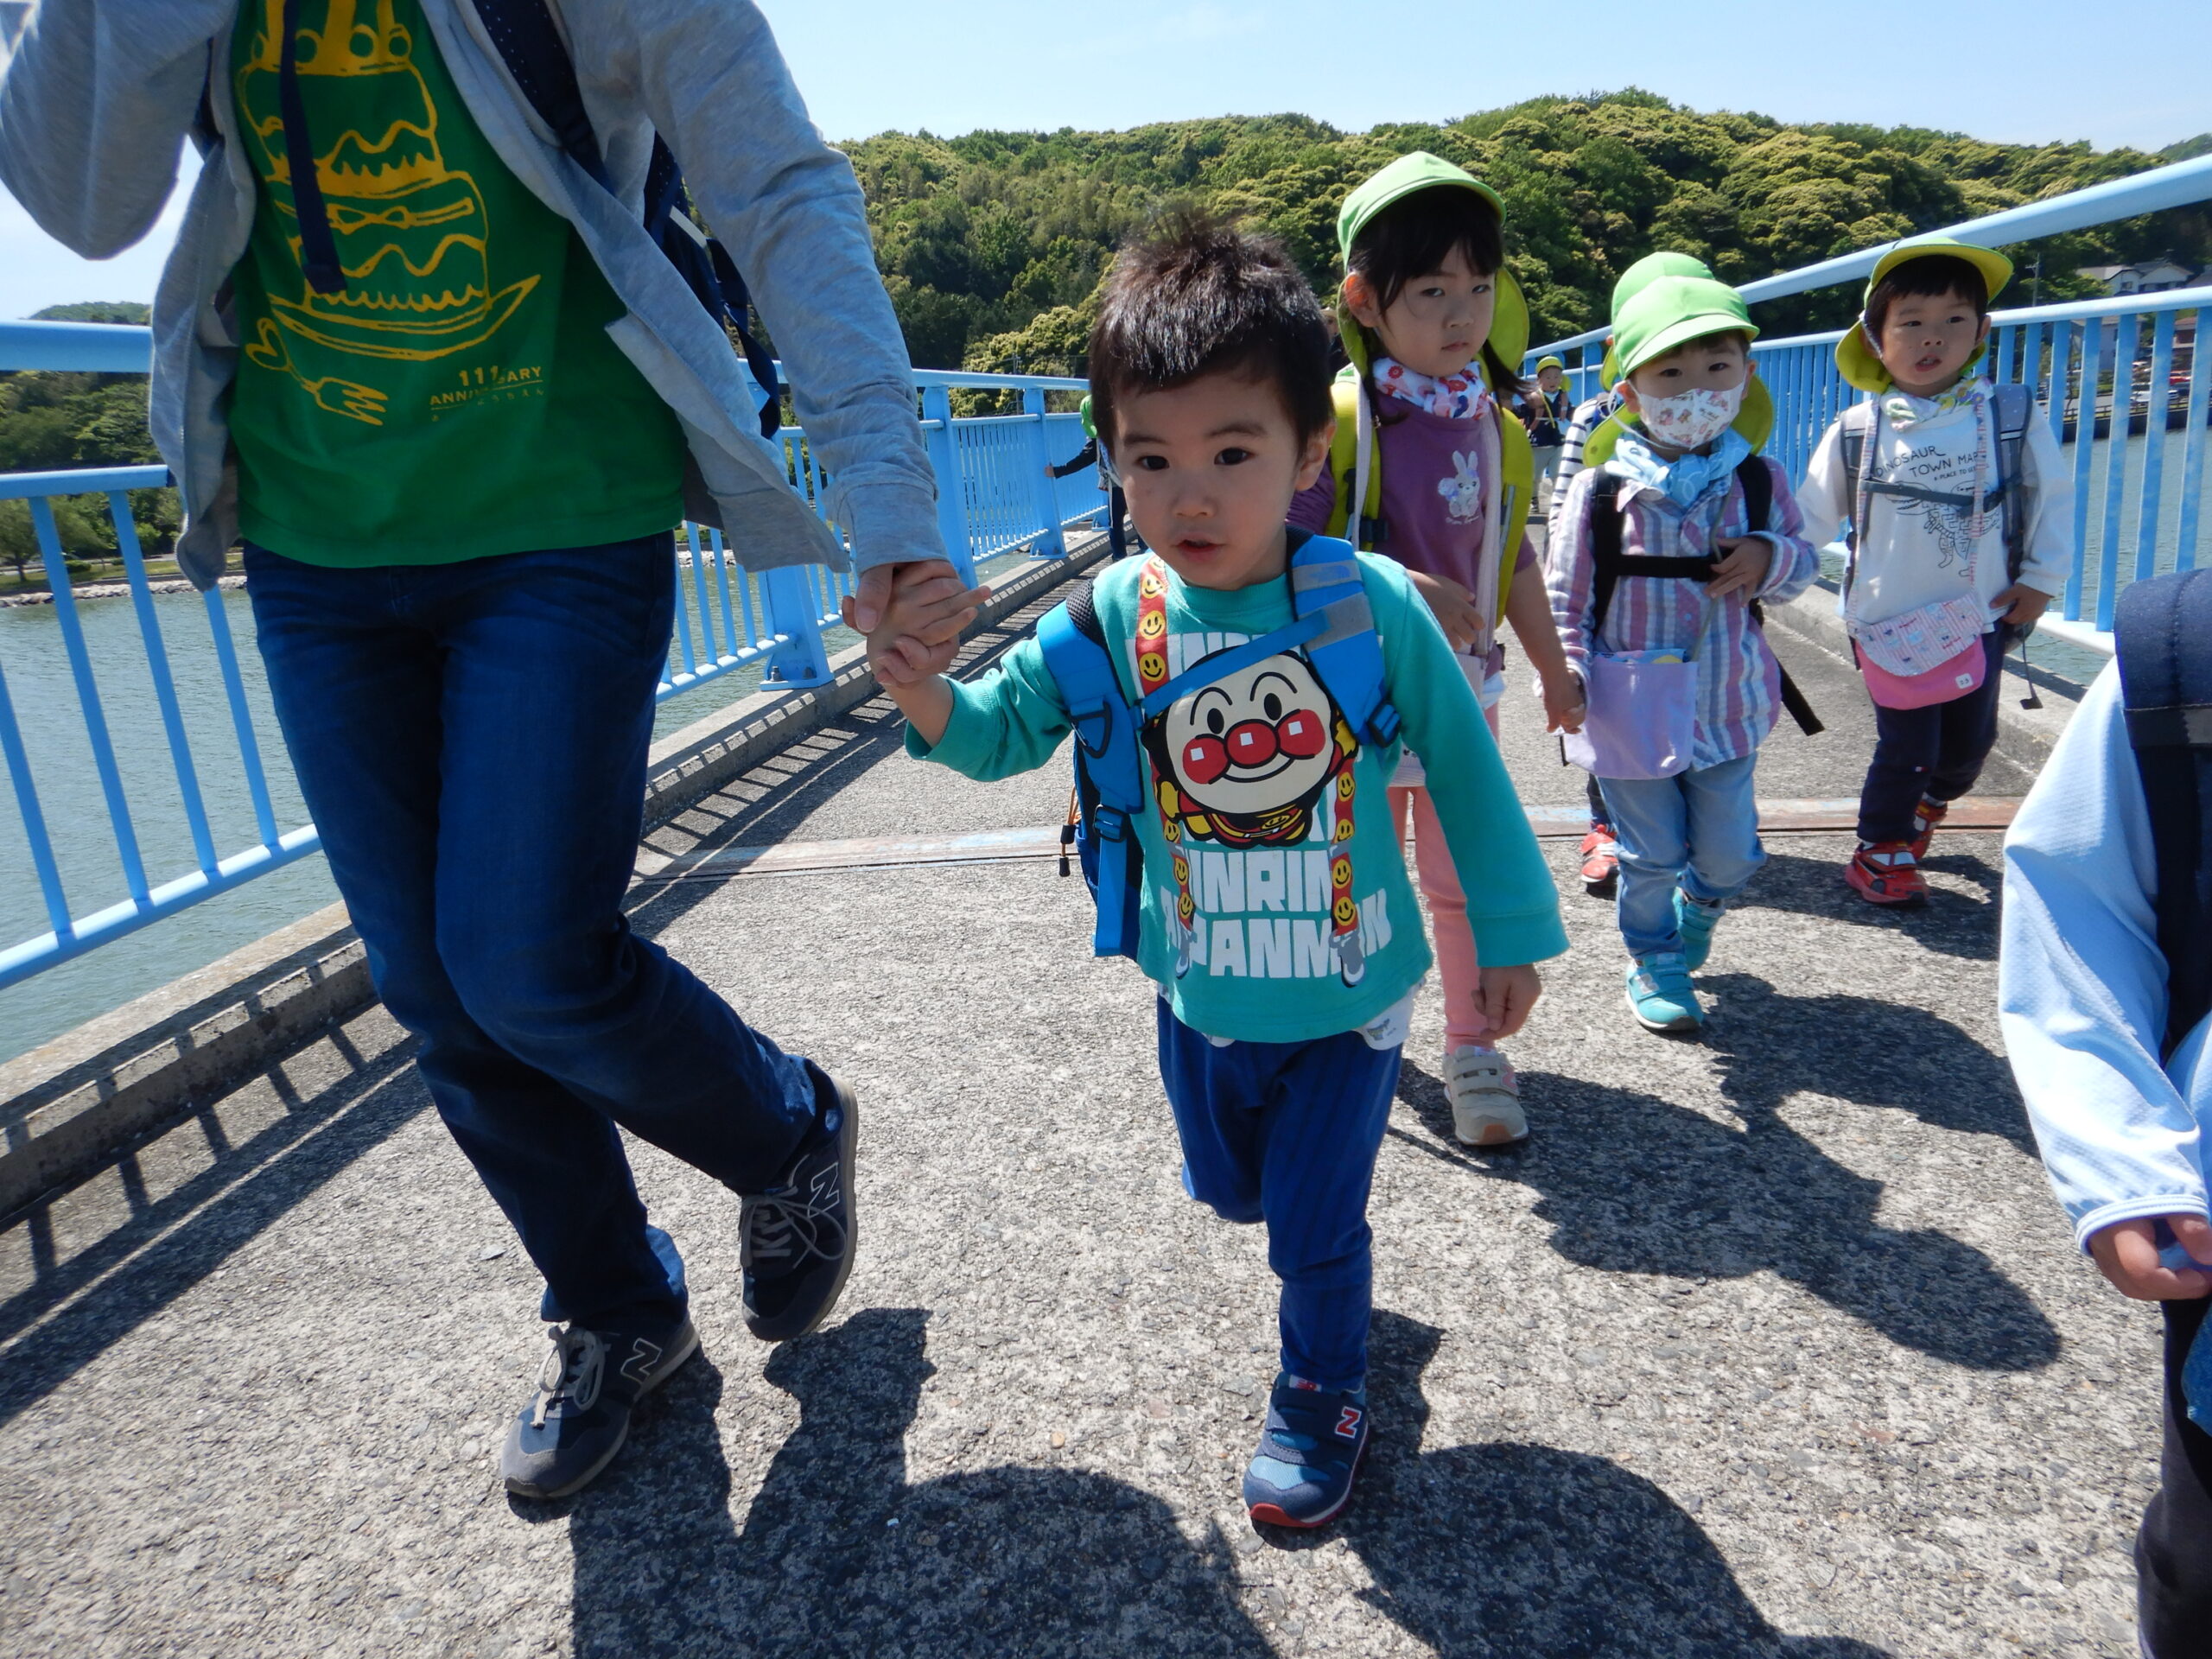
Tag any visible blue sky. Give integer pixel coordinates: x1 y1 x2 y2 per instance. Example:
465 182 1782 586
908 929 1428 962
3 0 2206 320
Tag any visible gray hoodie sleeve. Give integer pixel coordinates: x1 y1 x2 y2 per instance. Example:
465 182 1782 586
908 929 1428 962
567 0 942 570
0 1 222 257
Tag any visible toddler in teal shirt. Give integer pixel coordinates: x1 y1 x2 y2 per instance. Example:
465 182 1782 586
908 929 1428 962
855 218 1566 1529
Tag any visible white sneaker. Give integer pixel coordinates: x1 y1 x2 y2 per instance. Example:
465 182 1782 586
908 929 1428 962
1446 1046 1526 1147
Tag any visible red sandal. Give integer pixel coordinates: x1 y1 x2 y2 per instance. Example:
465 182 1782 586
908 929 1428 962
1846 842 1929 907
1580 825 1619 898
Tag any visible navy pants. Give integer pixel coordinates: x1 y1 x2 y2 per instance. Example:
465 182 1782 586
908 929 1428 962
1856 631 2004 844
244 537 819 1332
1156 1003 1402 1391
2141 1294 2212 1657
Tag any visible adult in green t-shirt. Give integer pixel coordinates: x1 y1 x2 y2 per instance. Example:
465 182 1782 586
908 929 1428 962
0 0 984 1502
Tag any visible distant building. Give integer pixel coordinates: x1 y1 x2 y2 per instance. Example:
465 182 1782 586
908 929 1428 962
2079 258 2209 296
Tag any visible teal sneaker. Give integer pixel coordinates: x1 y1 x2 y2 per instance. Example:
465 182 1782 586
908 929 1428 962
1625 953 1702 1033
1673 889 1724 972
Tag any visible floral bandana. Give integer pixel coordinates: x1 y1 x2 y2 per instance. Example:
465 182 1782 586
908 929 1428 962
1613 426 1752 511
1631 382 1745 452
1372 356 1494 423
1879 375 1984 429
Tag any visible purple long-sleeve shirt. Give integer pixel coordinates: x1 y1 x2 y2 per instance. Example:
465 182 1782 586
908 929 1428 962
1547 456 1819 768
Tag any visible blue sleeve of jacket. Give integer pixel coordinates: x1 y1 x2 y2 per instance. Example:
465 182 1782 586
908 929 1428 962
1999 662 2211 1249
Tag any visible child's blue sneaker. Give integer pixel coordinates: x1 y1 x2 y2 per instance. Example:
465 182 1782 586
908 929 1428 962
1625 953 1702 1033
1673 888 1724 972
1243 1374 1370 1529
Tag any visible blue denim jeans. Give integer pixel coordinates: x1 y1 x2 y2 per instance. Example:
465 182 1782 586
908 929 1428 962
243 537 819 1331
1597 753 1765 959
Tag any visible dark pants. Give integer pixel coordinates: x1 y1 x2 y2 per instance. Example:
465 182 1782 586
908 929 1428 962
1155 1003 1401 1391
1856 630 2004 844
1586 771 1609 830
2141 1294 2212 1657
243 537 818 1332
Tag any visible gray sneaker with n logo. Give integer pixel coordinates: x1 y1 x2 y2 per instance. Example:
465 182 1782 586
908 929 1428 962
500 1316 699 1499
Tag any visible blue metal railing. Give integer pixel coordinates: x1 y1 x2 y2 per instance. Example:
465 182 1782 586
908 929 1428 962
1524 153 2212 657
0 329 1100 990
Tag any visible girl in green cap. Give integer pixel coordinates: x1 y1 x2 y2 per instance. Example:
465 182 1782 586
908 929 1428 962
1290 152 1585 1148
1797 241 2070 907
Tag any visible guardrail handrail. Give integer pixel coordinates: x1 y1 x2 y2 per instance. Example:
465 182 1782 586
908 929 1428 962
0 327 1106 998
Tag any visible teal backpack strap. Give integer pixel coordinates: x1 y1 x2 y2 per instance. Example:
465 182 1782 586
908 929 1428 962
1287 535 1401 747
1038 593 1145 960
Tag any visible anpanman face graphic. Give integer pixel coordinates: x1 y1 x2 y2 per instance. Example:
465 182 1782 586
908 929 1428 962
1159 652 1338 818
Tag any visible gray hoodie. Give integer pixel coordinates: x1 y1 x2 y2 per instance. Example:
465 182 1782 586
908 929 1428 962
0 0 941 588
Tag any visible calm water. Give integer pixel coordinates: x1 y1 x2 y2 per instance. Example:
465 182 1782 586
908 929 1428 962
0 549 1016 1065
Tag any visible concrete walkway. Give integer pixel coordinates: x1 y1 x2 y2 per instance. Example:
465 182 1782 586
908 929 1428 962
0 570 2157 1659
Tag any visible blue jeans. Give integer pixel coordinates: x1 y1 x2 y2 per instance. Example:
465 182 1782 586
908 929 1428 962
244 537 819 1332
1156 1003 1402 1391
1597 753 1765 959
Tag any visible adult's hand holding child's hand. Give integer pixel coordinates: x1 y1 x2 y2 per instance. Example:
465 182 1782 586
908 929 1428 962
1408 569 1484 652
2088 1213 2212 1300
843 565 991 686
1706 537 1773 601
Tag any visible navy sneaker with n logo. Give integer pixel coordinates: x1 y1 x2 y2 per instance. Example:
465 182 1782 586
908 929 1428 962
1243 1373 1370 1528
741 1068 859 1341
501 1315 699 1499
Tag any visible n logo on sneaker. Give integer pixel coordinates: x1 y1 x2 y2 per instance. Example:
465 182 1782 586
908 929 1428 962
620 1338 664 1389
1335 1406 1363 1440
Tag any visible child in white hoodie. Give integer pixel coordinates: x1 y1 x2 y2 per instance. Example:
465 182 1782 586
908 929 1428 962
1797 238 2071 906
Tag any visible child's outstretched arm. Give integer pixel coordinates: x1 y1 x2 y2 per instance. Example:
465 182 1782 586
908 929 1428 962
2000 663 2212 1294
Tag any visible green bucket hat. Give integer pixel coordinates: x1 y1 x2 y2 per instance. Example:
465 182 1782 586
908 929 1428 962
1585 275 1771 466
1535 354 1565 372
1079 393 1096 441
1334 151 1529 375
1599 251 1716 385
1834 236 2014 392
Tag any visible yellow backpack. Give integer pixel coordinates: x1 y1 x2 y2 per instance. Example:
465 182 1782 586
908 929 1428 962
1322 371 1535 650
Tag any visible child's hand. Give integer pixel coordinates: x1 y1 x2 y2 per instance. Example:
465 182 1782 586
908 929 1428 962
1993 584 2050 628
1706 536 1773 600
1408 569 1484 652
1540 668 1586 734
1474 963 1542 1041
2088 1213 2212 1300
842 566 991 687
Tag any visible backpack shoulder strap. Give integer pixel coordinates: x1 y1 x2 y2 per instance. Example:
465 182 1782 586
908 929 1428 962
1735 452 1772 533
2115 568 2212 1058
1837 400 1876 519
1288 537 1401 747
469 0 610 183
1587 474 1630 638
1325 379 1382 547
1992 382 2034 584
1038 588 1146 960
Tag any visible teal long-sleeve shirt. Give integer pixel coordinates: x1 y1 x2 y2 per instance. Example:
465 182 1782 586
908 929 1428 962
907 547 1567 1043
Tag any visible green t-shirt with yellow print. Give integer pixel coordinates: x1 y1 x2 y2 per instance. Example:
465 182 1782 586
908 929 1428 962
226 0 686 565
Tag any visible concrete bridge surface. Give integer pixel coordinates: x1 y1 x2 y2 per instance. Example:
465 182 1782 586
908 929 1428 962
0 566 2155 1658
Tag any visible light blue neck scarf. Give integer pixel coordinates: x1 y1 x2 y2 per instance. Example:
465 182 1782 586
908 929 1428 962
1612 426 1752 510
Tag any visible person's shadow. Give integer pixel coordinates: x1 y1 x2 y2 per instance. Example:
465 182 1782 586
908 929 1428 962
1734 849 1999 962
1395 1066 2060 1372
543 1306 1272 1657
1300 1311 1895 1658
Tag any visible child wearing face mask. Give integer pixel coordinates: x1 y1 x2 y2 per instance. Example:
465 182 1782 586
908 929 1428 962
1290 152 1585 1149
1548 276 1819 1033
1796 239 2069 907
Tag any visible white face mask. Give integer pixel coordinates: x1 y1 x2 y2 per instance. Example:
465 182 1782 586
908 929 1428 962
1634 382 1745 451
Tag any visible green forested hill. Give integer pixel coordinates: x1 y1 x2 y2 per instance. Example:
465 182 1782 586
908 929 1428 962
843 91 2211 376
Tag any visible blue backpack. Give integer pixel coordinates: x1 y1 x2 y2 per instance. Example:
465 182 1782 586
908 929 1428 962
2115 568 2212 1059
468 0 783 437
1039 532 1401 963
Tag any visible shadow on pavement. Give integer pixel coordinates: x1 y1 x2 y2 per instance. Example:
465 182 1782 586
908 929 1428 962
1292 1311 1894 1658
1700 972 2031 1151
537 1307 1271 1657
1395 1067 2060 1372
0 1033 429 1428
1734 849 1999 962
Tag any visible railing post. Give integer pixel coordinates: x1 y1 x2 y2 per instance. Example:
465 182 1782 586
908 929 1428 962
920 385 977 587
1022 387 1068 558
760 564 833 689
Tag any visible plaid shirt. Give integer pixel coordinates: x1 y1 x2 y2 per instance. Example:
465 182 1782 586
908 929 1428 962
1547 455 1819 768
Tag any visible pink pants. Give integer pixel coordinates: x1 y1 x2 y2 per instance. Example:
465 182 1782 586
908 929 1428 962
1389 702 1502 1054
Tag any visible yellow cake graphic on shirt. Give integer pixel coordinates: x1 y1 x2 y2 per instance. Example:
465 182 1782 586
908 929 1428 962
235 0 537 410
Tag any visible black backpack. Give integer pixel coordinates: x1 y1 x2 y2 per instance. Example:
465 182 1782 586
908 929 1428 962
2115 568 2212 1058
469 0 783 437
1587 455 1824 737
